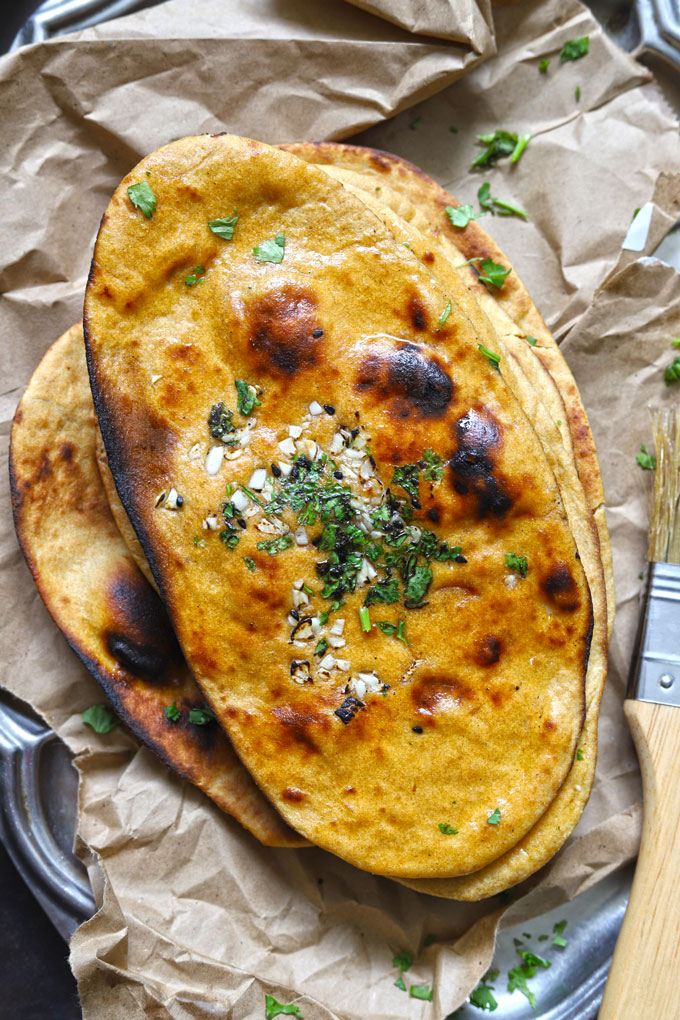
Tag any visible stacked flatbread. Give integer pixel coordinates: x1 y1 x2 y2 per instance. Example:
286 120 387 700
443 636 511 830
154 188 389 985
10 134 611 899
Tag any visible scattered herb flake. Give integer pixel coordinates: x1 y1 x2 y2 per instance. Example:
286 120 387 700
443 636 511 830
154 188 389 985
208 401 237 442
193 536 206 548
209 210 238 240
492 197 528 220
243 557 257 572
478 182 494 212
257 533 294 555
404 565 433 608
409 985 433 1002
575 85 581 101
127 180 157 218
438 822 458 835
636 443 657 470
450 125 458 133
478 257 512 288
423 448 444 482
438 301 452 327
539 58 550 73
576 747 584 760
359 606 371 632
253 232 285 263
265 994 303 1019
487 807 502 825
365 578 401 606
552 920 568 948
392 951 413 972
424 934 437 947
235 378 262 416
219 529 240 549
560 37 589 62
664 357 680 385
478 343 501 368
507 967 536 1008
469 979 499 1012
526 335 537 346
471 130 518 170
394 976 407 991
314 637 328 656
164 701 181 722
510 132 532 164
185 265 205 286
82 704 118 734
189 706 215 725
506 552 528 578
672 338 680 348
410 117 421 130
445 203 480 228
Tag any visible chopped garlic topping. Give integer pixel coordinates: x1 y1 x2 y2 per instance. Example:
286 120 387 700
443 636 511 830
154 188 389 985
309 400 323 415
278 437 296 457
288 424 303 439
248 468 267 490
231 489 249 513
205 445 225 476
294 526 309 546
330 619 345 635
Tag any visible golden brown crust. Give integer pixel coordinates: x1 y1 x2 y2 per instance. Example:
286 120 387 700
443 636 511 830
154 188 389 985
85 134 592 879
10 324 306 849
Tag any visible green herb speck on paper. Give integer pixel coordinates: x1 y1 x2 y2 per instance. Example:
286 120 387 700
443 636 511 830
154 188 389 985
208 210 239 241
506 552 528 578
127 180 157 218
438 822 458 835
410 116 421 130
575 85 581 102
82 703 119 734
409 985 433 1002
235 378 262 416
471 129 518 170
394 976 407 991
445 203 480 229
539 58 550 73
664 356 680 385
560 36 589 62
510 133 531 165
477 182 528 221
487 807 502 825
450 125 459 133
253 232 285 264
392 950 413 972
189 706 215 726
636 443 657 470
164 701 181 723
672 337 680 348
424 934 437 947
264 994 304 1019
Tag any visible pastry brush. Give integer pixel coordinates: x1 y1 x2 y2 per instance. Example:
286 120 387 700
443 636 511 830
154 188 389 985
600 405 680 1019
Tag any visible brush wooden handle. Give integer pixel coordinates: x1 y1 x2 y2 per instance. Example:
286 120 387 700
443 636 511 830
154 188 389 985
599 699 680 1019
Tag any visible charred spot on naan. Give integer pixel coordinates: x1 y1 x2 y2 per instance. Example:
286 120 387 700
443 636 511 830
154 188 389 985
242 284 324 377
271 704 331 753
411 675 475 723
354 342 454 421
542 562 582 613
103 565 183 681
449 407 515 520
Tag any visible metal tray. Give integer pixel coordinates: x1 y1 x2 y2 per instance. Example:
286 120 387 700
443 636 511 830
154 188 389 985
3 0 679 1016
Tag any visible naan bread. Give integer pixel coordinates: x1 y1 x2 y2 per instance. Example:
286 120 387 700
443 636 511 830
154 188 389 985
9 323 306 849
85 134 592 879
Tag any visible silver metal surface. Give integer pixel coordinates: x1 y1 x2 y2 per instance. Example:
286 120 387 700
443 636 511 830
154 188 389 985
628 561 680 705
635 0 680 69
11 0 151 49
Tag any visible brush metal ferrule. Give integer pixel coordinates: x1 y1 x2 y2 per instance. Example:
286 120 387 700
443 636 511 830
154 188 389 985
628 561 680 706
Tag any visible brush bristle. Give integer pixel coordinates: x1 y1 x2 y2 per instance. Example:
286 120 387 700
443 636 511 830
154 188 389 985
648 406 680 563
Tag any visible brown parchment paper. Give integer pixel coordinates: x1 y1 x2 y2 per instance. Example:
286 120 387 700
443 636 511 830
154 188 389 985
1 0 680 1015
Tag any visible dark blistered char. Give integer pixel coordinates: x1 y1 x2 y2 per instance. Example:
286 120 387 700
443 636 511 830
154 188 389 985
281 787 305 802
473 634 502 667
246 285 323 377
104 568 183 680
355 343 453 420
411 675 475 720
542 563 581 612
272 704 329 751
449 408 514 519
408 295 428 332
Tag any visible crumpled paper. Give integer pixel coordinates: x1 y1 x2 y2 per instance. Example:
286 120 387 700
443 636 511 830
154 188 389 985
1 0 680 1015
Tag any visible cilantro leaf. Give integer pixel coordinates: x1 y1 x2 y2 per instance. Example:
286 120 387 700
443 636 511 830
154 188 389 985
526 335 537 346
510 133 532 165
438 822 458 835
185 265 205 286
257 534 294 555
253 232 285 263
477 182 527 220
487 807 501 825
423 448 444 482
478 343 501 368
664 357 680 385
636 443 657 470
235 378 261 416
404 565 432 608
314 637 328 656
265 994 303 1019
539 58 550 73
424 934 436 947
445 204 480 228
243 557 257 572
507 966 536 1007
127 180 157 218
394 976 407 991
392 463 420 500
365 578 401 606
82 704 118 734
409 985 433 1002
219 529 240 549
189 706 215 725
478 182 494 212
164 701 181 722
469 980 499 1011
560 37 589 62
672 338 680 348
552 920 568 948
478 257 512 288
438 301 452 327
506 552 528 578
471 130 518 169
208 210 238 240
576 747 584 760
392 951 412 972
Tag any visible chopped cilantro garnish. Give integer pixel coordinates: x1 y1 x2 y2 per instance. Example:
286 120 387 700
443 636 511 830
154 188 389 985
257 533 294 555
208 210 238 240
576 747 584 760
487 807 501 825
253 232 285 263
392 463 420 501
314 637 328 656
189 706 215 725
664 357 680 385
409 985 433 1002
507 967 535 1007
359 606 371 632
394 976 407 991
410 117 421 130
424 934 437 947
127 180 156 218
560 37 589 62
471 130 518 170
377 620 409 645
510 133 531 164
219 529 240 549
552 920 568 948
438 822 458 835
575 85 581 101
235 378 261 416
477 182 528 220
264 994 303 1019
506 552 528 578
365 578 401 606
478 343 501 368
185 265 205 286
243 557 257 572
469 976 499 1011
392 951 412 972
164 701 181 722
193 536 206 548
423 448 444 481
208 401 237 442
478 182 494 213
445 204 480 228
82 704 118 734
478 257 512 288
672 338 680 348
539 58 550 73
526 335 537 346
450 125 458 133
636 443 657 470
404 565 432 608
438 301 452 327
